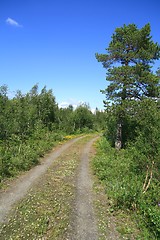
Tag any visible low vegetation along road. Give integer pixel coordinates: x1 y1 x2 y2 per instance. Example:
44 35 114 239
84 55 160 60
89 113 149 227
0 134 112 240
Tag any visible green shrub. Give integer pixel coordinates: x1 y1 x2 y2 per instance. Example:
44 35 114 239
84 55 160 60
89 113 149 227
93 137 160 239
0 129 66 182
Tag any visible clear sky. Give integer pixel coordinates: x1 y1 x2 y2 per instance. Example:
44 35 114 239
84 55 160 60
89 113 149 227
1 0 160 110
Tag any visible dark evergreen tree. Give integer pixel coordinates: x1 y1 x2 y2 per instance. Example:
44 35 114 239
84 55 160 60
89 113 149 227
96 23 160 148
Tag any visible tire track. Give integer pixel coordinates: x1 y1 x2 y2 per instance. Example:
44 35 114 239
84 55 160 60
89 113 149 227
70 136 99 240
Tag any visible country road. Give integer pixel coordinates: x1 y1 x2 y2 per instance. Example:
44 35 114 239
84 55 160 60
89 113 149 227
0 136 85 224
68 137 99 240
0 135 100 240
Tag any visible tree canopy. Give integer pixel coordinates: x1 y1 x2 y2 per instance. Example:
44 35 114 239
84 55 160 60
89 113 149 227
96 23 160 103
96 23 160 148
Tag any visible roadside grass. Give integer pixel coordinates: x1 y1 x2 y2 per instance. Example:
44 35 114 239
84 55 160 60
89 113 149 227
92 163 141 240
93 183 142 240
0 135 94 240
0 131 63 188
92 137 159 240
0 133 80 190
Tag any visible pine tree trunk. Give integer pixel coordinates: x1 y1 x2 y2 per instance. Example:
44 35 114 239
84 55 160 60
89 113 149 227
115 122 122 150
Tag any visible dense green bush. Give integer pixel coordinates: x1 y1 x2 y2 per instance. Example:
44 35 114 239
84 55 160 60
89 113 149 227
0 129 57 180
93 137 160 239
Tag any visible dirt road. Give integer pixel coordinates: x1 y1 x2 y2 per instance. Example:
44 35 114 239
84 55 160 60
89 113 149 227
0 135 99 239
69 137 99 240
0 136 85 224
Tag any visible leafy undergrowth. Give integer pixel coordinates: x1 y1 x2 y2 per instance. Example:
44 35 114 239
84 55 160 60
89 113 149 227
0 135 93 240
92 137 160 240
0 131 78 189
93 182 141 240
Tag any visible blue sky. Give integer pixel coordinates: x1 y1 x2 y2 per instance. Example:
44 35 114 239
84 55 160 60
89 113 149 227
1 0 160 110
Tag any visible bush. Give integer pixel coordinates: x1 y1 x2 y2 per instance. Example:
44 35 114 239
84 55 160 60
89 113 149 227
93 137 160 238
0 129 66 182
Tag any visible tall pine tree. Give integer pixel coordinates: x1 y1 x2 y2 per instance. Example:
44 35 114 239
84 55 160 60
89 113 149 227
96 23 160 149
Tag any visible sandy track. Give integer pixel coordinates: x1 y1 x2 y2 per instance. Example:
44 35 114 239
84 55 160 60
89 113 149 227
0 136 84 224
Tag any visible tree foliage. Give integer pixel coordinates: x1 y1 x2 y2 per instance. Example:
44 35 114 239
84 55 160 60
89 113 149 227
96 23 160 147
73 104 94 132
0 85 105 182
